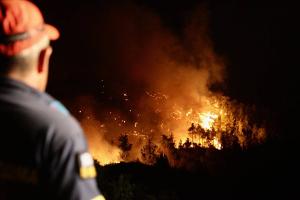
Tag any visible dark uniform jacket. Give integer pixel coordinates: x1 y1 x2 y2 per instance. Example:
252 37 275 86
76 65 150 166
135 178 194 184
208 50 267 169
0 77 104 200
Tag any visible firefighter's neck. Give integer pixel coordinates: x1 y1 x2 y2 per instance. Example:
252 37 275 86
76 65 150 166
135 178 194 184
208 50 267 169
7 69 48 92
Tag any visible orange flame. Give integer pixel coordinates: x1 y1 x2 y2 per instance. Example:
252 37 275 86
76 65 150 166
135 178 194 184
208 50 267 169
199 112 218 131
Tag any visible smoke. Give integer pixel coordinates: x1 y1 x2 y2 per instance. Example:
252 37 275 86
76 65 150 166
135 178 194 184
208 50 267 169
72 2 265 165
79 98 121 165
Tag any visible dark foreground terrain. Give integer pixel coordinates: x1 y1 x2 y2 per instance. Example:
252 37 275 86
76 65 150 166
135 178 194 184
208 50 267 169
95 138 296 200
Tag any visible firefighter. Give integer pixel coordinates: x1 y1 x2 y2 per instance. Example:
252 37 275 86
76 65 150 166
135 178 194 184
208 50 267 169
0 0 105 199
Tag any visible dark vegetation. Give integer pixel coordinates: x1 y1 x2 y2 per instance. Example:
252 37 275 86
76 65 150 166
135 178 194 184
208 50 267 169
95 107 296 200
95 134 295 200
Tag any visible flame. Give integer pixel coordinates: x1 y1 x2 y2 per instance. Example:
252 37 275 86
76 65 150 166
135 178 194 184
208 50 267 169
79 93 266 165
80 111 122 165
90 146 121 165
167 96 226 150
163 95 265 151
199 112 218 131
212 137 222 150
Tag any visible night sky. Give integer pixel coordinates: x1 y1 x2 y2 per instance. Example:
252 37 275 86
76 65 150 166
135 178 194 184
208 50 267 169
33 0 296 140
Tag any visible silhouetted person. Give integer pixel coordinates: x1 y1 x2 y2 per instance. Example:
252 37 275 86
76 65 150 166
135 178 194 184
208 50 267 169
0 1 105 199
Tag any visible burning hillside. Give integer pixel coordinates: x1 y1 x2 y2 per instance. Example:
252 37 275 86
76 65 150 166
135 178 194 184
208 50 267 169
79 93 266 165
73 3 267 165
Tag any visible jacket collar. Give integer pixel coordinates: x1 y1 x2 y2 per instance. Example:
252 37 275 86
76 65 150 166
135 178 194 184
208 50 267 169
0 76 54 104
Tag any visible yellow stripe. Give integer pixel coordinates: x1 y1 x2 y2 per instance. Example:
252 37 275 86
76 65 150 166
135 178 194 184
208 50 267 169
79 166 97 179
91 194 106 200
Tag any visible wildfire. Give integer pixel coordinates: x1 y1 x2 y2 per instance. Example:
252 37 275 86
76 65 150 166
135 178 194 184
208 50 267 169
161 94 266 151
79 93 266 165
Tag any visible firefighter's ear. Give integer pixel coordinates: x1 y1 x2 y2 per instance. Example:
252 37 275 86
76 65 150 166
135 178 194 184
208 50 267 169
37 46 52 73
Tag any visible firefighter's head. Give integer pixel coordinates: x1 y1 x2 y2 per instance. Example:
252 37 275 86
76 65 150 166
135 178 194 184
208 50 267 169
0 0 59 91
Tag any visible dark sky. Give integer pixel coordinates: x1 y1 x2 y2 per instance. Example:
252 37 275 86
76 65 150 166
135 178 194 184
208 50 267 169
33 0 295 122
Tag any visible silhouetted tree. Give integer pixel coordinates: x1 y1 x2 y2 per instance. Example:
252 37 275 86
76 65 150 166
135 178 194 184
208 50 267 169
195 125 207 142
161 134 176 151
155 153 169 168
178 139 183 149
188 123 197 143
183 138 192 148
161 133 180 164
220 130 240 150
141 138 158 165
118 134 132 161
